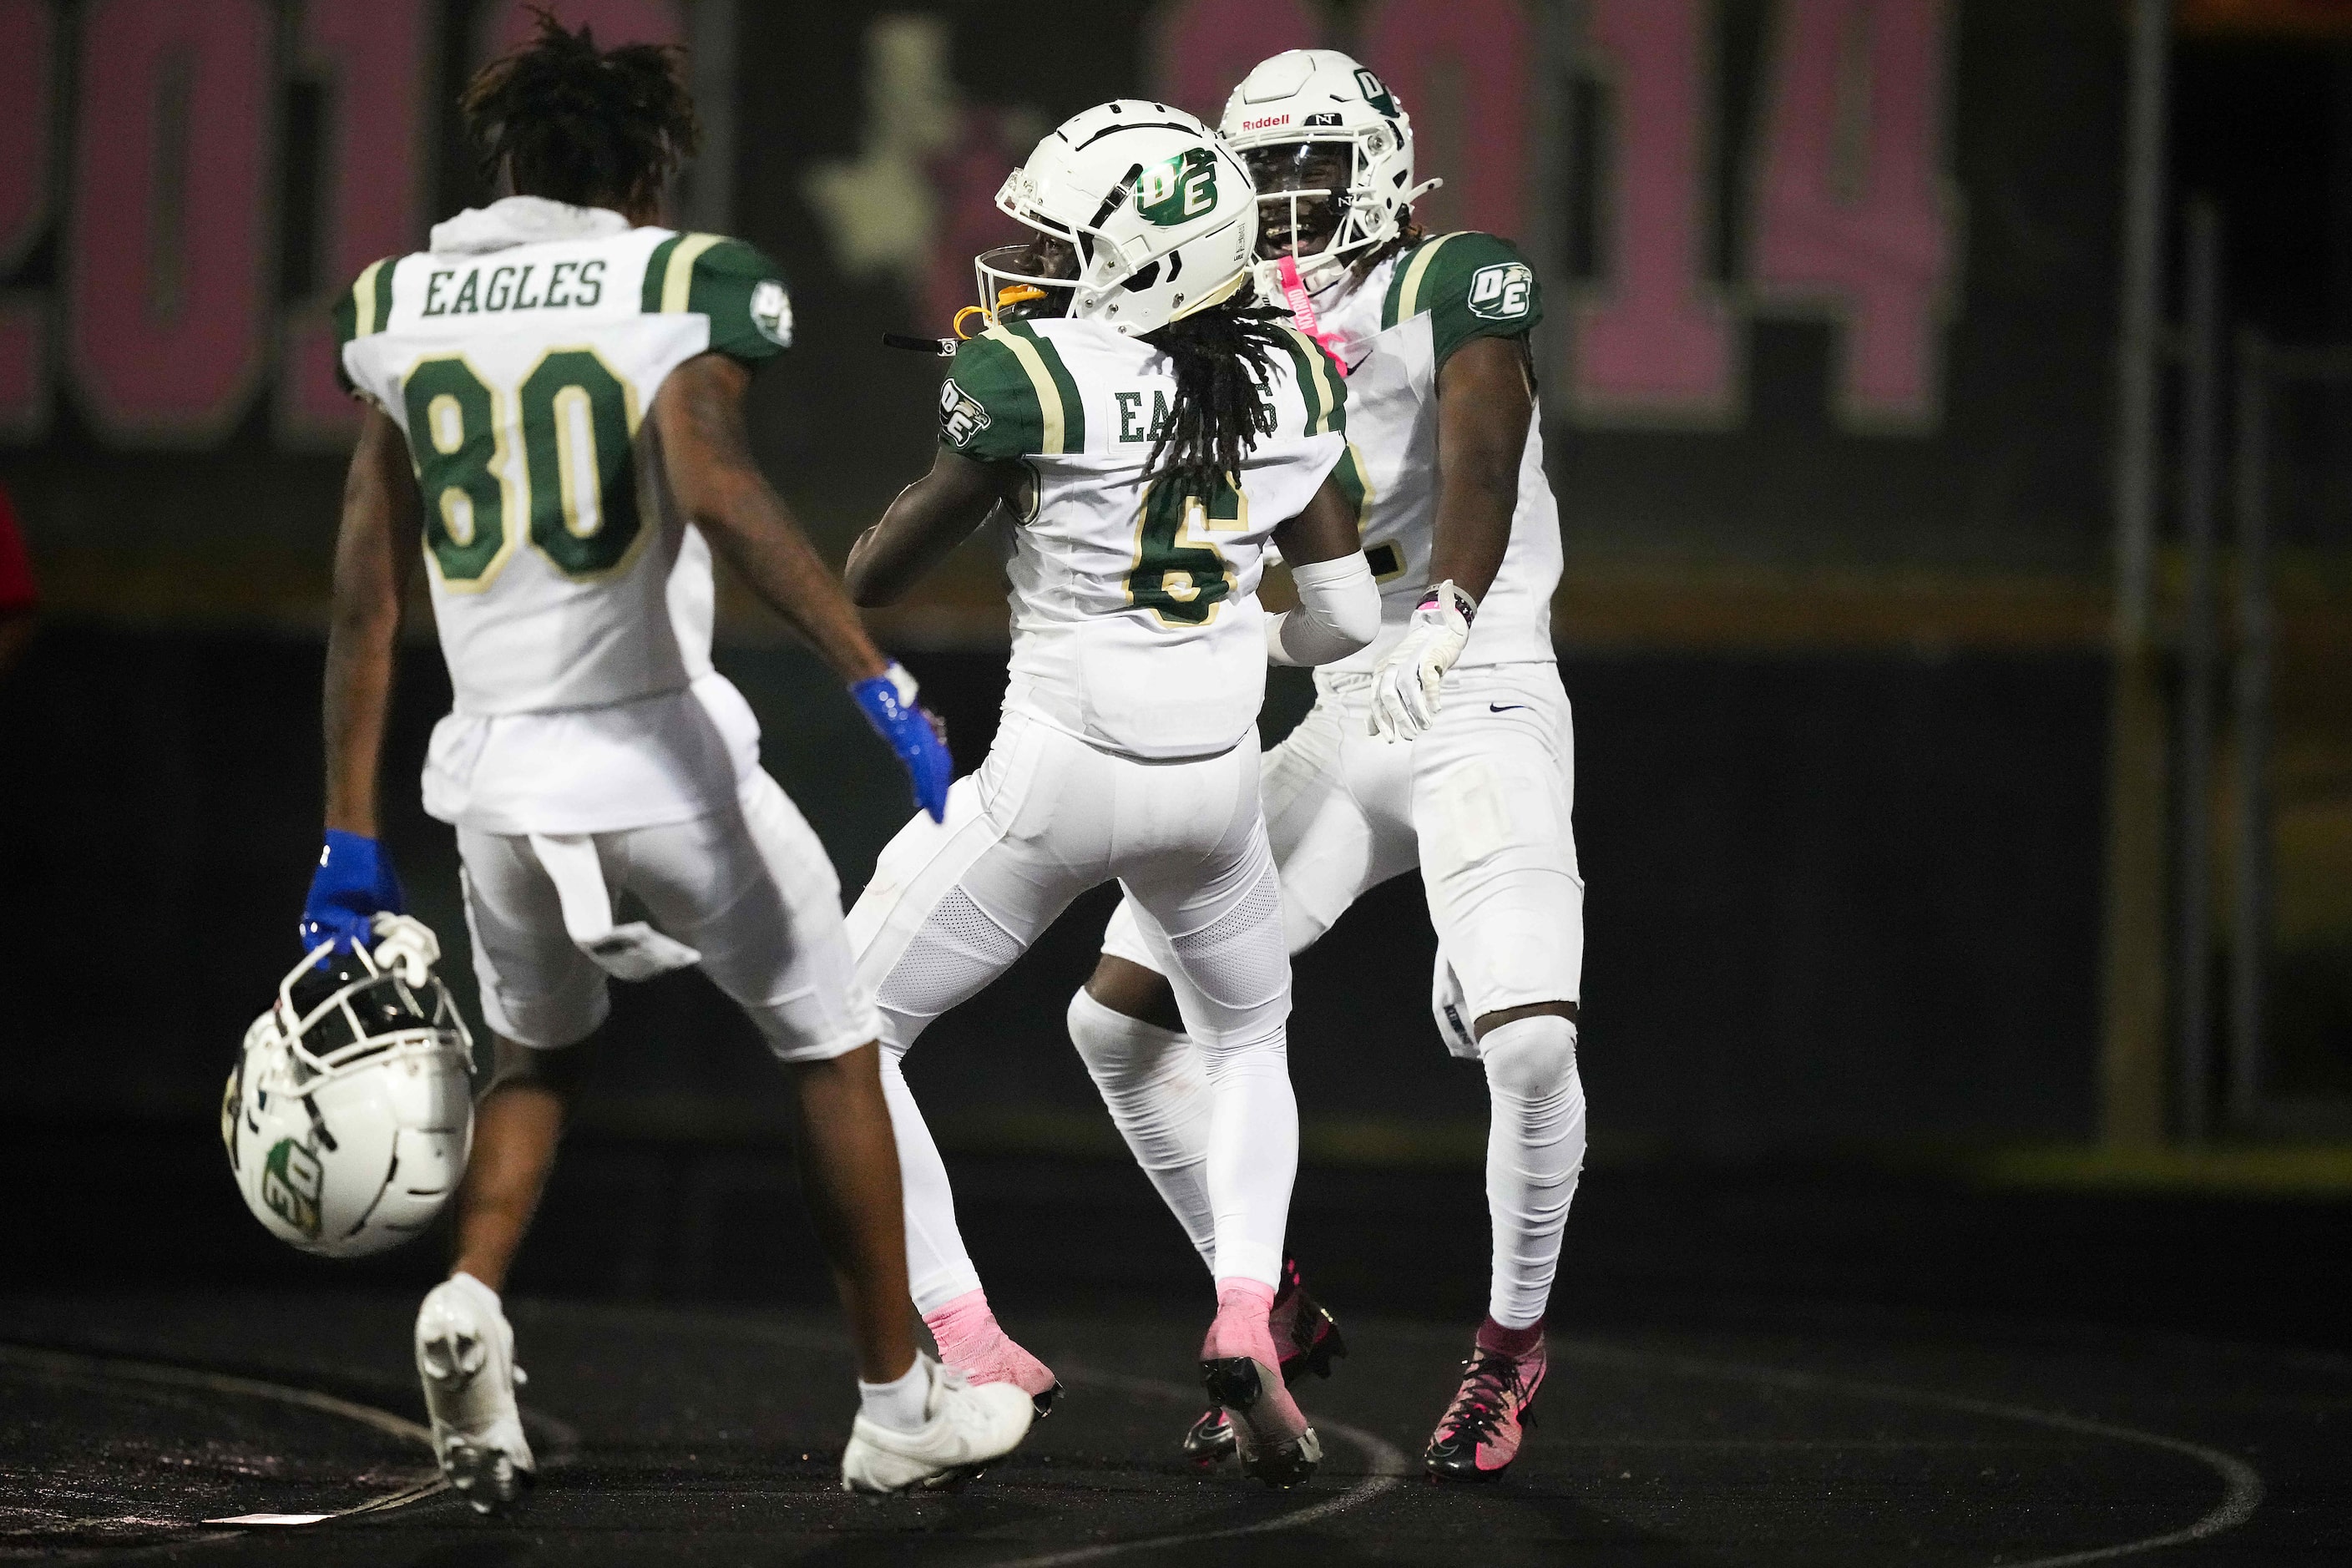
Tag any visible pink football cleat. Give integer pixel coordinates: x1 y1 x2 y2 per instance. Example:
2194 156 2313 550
1198 1281 1322 1490
1424 1319 1546 1482
1184 1257 1346 1464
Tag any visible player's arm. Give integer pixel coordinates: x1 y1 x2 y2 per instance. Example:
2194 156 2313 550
306 402 422 953
1266 465 1378 667
652 352 953 821
1369 235 1544 741
844 449 1022 607
655 352 887 682
1425 333 1535 601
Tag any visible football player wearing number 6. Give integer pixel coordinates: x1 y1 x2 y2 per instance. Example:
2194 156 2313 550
1066 51 1589 1482
309 18 1029 1505
840 102 1380 1489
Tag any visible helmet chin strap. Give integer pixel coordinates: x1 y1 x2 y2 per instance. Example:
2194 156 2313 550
1274 255 1349 373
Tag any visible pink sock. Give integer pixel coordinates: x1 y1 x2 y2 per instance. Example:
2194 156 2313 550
1477 1315 1545 1358
1207 1277 1280 1365
922 1288 1057 1398
922 1287 1002 1363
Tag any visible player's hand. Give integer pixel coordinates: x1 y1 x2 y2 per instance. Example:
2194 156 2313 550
1368 580 1475 742
367 912 442 988
299 830 405 955
852 661 953 822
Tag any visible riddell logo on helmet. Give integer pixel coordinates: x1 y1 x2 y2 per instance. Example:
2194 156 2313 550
1240 114 1291 131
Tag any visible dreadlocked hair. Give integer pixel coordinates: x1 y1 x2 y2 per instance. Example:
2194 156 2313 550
1140 302 1292 494
461 9 700 214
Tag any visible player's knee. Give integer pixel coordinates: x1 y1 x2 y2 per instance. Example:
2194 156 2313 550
1068 985 1181 1083
1479 1012 1578 1102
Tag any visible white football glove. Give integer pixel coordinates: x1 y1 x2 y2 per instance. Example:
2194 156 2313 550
368 911 442 988
1368 580 1475 741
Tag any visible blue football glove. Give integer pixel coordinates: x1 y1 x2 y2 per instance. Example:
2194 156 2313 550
299 830 405 955
852 661 953 823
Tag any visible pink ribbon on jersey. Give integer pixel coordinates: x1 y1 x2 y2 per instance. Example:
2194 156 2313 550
1276 255 1347 376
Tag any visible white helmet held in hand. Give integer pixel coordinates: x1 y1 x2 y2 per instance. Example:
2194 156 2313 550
975 100 1257 336
1219 49 1439 291
223 914 475 1258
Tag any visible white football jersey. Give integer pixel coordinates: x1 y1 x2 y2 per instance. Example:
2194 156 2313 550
1285 231 1563 671
938 315 1355 760
336 198 795 717
331 197 796 834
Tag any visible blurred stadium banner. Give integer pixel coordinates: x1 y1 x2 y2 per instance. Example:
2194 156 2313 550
2 0 2122 645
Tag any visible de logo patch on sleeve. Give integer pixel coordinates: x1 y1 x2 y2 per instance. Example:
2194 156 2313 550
939 379 993 448
1467 262 1534 321
751 280 795 346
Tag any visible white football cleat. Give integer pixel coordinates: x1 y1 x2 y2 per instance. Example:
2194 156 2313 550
840 1355 1034 1495
415 1272 535 1514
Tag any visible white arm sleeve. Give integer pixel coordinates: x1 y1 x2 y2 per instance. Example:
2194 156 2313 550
1266 551 1381 668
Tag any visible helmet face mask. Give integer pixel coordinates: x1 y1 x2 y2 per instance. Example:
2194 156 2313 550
976 101 1257 337
225 923 476 1259
1220 50 1439 292
974 234 1078 322
1244 142 1355 260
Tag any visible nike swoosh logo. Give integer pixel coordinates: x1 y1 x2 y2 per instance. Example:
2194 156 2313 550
1490 703 1530 713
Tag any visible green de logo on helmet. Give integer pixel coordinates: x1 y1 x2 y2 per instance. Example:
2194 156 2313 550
262 1137 326 1240
1136 149 1219 227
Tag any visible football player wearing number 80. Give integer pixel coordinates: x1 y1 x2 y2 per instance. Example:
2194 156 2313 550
312 17 1026 1505
1068 51 1588 1483
840 101 1381 1490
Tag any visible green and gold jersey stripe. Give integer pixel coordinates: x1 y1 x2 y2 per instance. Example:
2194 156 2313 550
335 256 396 348
642 232 726 314
1272 324 1344 438
1332 439 1373 514
991 321 1086 455
1383 232 1467 329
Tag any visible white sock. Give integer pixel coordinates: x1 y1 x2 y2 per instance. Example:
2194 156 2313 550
1480 1014 1586 1328
1197 1036 1297 1288
857 1355 932 1433
1066 988 1216 1267
878 1044 984 1313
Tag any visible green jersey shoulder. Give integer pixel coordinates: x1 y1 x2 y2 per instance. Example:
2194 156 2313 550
1380 231 1542 367
639 233 795 362
938 318 1347 462
938 321 1087 462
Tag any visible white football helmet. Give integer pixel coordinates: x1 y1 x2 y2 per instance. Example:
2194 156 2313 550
1219 50 1439 291
223 914 475 1258
974 100 1257 336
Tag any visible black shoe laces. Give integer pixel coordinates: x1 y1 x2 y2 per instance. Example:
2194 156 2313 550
1439 1349 1525 1444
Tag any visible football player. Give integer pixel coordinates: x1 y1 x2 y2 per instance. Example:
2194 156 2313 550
841 102 1380 1490
1064 51 1587 1482
306 18 1029 1504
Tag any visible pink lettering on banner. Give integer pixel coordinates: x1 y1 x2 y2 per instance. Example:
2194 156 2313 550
1570 0 1736 425
0 0 53 266
281 0 432 443
1751 0 1955 427
0 1 53 438
480 0 683 58
1146 0 1319 123
1359 0 1529 240
68 0 271 445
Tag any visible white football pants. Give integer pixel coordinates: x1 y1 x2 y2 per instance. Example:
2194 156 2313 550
1090 662 1586 1328
456 771 881 1062
846 710 1298 1309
